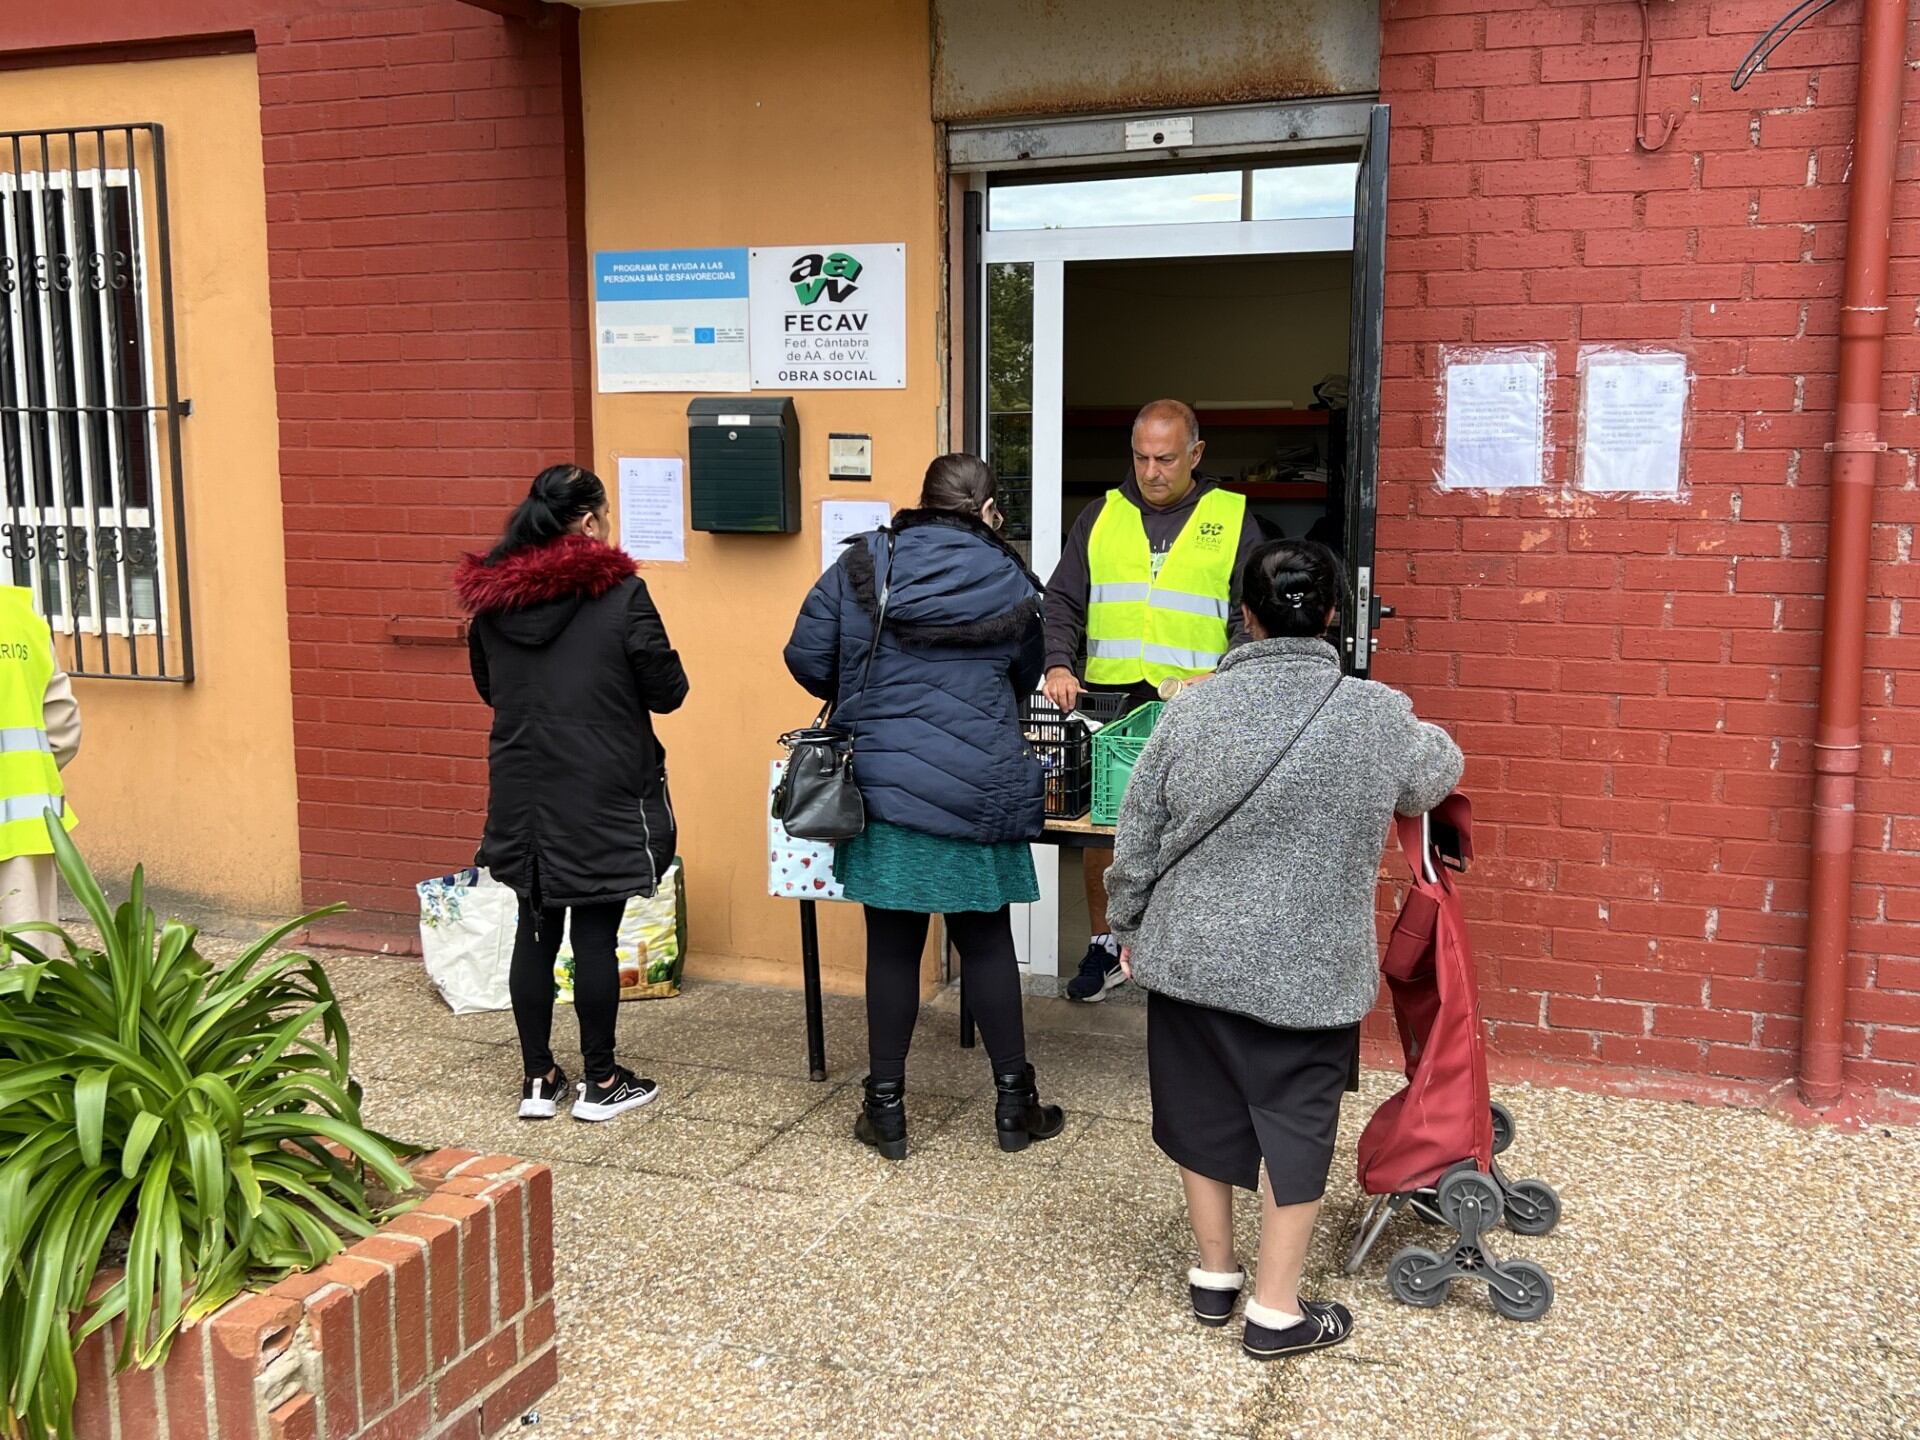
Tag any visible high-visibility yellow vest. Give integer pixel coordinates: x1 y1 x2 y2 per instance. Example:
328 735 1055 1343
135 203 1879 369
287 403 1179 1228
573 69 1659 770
0 586 74 861
1084 487 1245 686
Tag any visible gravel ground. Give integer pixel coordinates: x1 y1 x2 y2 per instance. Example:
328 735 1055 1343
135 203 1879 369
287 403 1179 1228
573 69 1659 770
269 952 1917 1440
66 919 1916 1440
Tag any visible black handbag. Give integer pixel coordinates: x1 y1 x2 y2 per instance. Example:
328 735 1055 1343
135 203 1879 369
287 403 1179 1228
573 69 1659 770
774 530 897 842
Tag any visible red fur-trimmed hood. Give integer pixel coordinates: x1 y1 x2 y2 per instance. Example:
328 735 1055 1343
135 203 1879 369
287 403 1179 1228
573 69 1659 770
455 534 637 616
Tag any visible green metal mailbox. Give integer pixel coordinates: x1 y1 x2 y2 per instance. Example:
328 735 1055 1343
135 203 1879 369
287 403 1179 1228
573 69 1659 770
688 396 800 533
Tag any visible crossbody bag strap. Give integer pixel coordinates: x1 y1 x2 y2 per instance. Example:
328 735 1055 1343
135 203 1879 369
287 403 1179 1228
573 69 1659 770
854 528 898 701
814 528 897 730
1147 674 1344 889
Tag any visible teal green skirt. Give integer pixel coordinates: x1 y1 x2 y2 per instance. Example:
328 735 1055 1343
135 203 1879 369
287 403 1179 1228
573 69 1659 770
835 819 1039 914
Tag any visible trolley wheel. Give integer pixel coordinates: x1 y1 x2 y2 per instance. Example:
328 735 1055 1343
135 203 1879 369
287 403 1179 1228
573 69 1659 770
1385 1246 1450 1308
1488 1258 1554 1322
1502 1178 1562 1237
1489 1100 1515 1156
1436 1168 1504 1234
1407 1188 1445 1225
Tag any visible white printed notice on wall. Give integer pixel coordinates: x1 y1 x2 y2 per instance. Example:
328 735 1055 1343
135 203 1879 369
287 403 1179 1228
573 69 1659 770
616 457 686 565
749 243 906 389
819 499 892 574
1578 350 1687 496
594 248 750 393
1440 349 1549 490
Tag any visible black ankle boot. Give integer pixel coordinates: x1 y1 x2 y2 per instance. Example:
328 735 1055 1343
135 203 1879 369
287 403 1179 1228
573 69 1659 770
854 1075 908 1161
993 1063 1065 1153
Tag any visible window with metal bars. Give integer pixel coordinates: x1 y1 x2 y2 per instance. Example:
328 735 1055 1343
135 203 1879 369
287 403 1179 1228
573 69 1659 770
0 125 192 681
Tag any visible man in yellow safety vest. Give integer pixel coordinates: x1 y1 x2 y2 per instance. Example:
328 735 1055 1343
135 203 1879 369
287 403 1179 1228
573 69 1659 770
0 585 81 931
1042 399 1261 1001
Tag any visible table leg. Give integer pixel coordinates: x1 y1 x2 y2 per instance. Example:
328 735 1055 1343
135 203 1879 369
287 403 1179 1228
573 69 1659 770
800 899 827 1081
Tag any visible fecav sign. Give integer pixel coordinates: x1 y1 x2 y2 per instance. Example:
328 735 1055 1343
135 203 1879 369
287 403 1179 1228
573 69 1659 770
749 243 906 390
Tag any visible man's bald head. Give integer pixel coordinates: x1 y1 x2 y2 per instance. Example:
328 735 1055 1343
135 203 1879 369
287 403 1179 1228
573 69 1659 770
1130 399 1205 510
1133 399 1200 448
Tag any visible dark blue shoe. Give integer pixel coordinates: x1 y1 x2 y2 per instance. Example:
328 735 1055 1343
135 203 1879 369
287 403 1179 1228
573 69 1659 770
1065 942 1124 1002
1189 1267 1245 1327
1242 1299 1352 1360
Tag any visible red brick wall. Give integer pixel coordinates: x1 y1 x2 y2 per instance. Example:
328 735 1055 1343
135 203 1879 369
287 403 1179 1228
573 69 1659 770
1 1 587 939
1375 0 1920 1100
70 1150 556 1440
258 2 590 933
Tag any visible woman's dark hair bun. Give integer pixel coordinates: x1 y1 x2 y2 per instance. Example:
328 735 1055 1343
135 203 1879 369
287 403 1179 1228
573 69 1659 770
919 453 997 516
1240 539 1342 639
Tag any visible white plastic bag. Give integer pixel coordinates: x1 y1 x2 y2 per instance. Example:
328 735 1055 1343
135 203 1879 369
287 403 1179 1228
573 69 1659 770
417 867 518 1014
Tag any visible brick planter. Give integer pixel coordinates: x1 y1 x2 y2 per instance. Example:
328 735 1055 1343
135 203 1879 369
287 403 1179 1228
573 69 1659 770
70 1150 556 1440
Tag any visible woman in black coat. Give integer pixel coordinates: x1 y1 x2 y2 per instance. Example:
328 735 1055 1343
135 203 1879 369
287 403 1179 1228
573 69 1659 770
456 464 688 1124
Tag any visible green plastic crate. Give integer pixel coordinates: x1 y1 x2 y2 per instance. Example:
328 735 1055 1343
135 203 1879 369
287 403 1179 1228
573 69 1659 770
1091 702 1163 826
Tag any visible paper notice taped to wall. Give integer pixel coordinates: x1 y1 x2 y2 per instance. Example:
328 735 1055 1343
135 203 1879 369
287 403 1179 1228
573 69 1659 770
1579 351 1687 495
617 457 686 564
1441 352 1548 490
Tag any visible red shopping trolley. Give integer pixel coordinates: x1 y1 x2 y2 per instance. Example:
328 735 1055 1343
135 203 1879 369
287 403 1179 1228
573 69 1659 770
1343 794 1562 1322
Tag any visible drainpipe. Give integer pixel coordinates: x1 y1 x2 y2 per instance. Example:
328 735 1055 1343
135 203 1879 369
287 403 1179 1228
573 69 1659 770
1800 0 1910 1110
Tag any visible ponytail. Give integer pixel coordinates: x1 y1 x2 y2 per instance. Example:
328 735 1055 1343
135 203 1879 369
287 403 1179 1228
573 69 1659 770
486 464 607 564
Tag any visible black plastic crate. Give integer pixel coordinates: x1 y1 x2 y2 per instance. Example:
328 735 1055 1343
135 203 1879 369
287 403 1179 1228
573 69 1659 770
1019 690 1133 821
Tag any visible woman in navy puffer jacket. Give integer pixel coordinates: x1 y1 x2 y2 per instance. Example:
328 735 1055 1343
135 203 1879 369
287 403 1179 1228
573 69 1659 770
786 454 1064 1161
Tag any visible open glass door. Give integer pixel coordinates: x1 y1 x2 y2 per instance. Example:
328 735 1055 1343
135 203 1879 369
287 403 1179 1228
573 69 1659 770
1340 104 1388 677
967 161 1369 978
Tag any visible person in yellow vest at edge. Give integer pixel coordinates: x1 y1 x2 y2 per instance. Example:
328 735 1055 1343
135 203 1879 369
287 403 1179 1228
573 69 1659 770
1043 399 1261 1002
0 586 81 930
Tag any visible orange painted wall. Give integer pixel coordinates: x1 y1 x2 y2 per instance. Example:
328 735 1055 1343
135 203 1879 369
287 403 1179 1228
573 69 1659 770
579 0 946 991
0 54 302 914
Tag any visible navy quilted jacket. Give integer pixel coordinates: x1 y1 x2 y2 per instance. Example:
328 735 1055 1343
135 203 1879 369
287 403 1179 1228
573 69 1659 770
783 507 1047 843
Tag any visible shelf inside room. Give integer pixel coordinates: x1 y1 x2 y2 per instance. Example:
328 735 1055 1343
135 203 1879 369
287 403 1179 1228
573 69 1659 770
1062 406 1329 430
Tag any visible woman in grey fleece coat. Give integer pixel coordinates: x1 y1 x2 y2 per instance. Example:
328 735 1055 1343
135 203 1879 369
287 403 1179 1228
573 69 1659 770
1104 540 1462 1361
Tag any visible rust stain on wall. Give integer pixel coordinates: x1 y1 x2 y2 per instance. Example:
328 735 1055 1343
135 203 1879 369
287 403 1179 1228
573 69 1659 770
933 0 1377 123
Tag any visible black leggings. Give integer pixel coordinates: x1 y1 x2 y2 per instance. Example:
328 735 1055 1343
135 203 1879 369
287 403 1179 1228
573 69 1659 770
863 905 1027 1081
510 899 623 1083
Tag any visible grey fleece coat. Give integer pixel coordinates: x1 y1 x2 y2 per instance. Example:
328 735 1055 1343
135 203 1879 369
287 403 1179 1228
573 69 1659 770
1104 637 1464 1030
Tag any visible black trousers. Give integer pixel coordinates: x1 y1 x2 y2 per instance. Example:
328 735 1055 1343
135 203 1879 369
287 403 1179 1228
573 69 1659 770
510 899 622 1083
863 905 1027 1081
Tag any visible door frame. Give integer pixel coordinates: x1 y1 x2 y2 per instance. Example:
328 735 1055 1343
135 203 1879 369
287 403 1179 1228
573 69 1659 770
973 218 1354 979
952 103 1387 980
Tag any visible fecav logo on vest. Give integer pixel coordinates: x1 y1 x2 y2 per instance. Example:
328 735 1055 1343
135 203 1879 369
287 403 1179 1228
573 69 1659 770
1195 520 1227 551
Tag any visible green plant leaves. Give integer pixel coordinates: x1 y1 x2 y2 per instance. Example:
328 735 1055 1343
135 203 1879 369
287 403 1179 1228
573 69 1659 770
73 1070 109 1170
0 820 418 1439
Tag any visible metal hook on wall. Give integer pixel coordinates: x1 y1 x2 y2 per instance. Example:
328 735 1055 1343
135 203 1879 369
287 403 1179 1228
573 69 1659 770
1636 0 1681 150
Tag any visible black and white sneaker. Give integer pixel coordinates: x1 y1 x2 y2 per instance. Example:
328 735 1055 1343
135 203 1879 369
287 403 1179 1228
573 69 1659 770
573 1065 659 1122
518 1067 571 1121
1065 941 1125 1002
1242 1298 1353 1360
1189 1266 1246 1327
